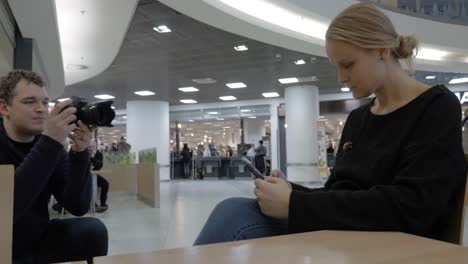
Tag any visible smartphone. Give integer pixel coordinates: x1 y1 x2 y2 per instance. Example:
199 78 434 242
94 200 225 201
241 157 265 180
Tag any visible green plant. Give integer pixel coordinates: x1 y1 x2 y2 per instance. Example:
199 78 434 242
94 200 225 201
138 148 157 164
103 152 136 164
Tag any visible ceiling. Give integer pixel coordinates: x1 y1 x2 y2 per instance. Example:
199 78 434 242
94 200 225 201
62 0 468 110
62 1 340 109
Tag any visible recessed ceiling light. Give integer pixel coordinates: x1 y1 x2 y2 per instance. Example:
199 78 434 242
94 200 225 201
178 87 199 92
134 90 155 96
278 78 299 84
94 94 115 100
425 75 436 80
153 25 171 33
207 111 219 115
262 92 280 98
234 45 248 51
122 116 127 119
66 64 88 71
248 116 257 119
219 96 237 101
226 82 247 89
240 109 251 112
341 87 350 92
188 120 195 122
180 99 197 104
294 59 306 65
57 97 70 102
192 78 217 84
111 106 116 109
223 126 231 129
449 77 468 84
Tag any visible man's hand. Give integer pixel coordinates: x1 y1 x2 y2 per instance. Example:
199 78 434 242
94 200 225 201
254 176 292 219
43 100 77 144
69 120 96 152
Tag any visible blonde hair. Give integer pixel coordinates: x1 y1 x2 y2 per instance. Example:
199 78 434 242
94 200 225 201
326 3 418 71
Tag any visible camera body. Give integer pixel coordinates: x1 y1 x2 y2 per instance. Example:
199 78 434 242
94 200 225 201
68 96 116 127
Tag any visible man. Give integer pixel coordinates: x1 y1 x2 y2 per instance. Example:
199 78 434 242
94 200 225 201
254 140 267 174
116 136 131 153
89 141 110 213
0 70 108 263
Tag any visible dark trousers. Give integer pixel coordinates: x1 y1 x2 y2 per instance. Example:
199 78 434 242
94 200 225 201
255 155 266 174
96 175 109 206
13 218 108 264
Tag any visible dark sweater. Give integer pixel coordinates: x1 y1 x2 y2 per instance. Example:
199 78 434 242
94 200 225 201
91 150 103 171
0 120 92 257
289 85 466 239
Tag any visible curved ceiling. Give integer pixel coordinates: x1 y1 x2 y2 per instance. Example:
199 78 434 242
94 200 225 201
159 0 468 73
55 0 139 86
8 0 65 98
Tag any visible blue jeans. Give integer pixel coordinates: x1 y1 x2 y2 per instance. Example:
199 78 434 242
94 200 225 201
194 197 289 245
183 161 190 178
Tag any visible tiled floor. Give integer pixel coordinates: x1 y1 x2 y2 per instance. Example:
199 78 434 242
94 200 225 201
55 179 468 256
95 180 257 255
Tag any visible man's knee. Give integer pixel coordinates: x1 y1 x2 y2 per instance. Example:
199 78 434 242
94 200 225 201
76 218 108 255
98 176 109 188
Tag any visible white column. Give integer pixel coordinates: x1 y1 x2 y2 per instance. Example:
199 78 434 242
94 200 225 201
244 118 266 145
127 101 170 180
270 103 279 170
285 85 320 182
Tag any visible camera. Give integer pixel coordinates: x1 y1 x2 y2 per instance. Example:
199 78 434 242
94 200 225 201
66 96 116 127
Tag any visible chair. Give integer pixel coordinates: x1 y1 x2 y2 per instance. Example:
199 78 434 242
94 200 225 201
440 169 468 245
0 165 14 264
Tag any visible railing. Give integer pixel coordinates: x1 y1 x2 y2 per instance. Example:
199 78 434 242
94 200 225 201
364 0 468 25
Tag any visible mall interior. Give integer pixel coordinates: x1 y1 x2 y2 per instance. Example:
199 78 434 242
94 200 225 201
1 0 468 263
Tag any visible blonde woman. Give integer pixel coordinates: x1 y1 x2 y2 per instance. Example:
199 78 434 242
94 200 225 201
194 3 466 245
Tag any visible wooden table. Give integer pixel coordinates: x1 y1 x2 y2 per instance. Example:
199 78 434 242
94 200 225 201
88 231 468 264
0 165 14 264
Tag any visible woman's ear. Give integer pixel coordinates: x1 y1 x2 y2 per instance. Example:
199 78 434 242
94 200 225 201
379 48 391 61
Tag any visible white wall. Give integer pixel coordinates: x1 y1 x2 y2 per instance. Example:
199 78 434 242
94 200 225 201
244 118 266 145
0 28 13 76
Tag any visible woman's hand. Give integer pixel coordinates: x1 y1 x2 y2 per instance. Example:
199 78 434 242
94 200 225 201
254 176 292 219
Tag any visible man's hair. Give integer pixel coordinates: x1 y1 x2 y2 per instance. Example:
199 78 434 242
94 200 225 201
0 70 45 104
259 140 263 144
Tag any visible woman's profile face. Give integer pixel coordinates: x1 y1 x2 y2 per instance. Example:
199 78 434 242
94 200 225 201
326 39 386 99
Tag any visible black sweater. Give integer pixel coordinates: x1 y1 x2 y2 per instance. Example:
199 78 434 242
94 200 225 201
0 120 92 257
289 85 467 239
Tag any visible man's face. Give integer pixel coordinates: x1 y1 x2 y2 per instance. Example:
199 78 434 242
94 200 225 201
89 143 97 154
0 80 49 136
